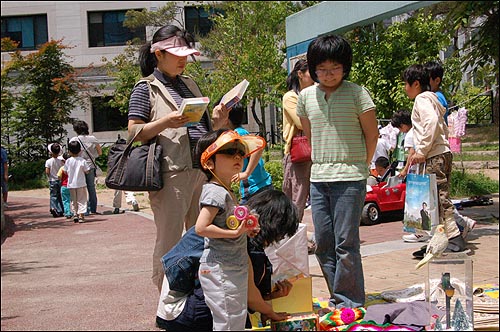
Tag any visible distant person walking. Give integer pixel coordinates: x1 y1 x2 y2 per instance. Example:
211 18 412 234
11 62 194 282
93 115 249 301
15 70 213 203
45 143 64 218
65 140 90 223
1 145 8 207
57 152 73 219
70 120 102 215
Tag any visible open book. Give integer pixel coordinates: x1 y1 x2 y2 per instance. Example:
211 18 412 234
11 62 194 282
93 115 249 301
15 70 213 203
219 79 249 110
179 97 210 127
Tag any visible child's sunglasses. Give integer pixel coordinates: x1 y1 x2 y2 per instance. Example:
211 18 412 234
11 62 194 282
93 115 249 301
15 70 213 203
216 148 246 157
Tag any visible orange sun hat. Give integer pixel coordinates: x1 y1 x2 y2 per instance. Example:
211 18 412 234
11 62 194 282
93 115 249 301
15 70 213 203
200 130 266 169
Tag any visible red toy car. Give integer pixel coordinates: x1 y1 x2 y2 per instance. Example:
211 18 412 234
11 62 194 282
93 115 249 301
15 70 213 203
361 163 406 225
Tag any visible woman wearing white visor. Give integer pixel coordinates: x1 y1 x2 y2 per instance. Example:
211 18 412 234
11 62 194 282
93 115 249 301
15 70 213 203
127 25 230 292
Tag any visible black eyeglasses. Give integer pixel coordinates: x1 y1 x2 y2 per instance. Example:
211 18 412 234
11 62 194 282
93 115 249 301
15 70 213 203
217 148 246 157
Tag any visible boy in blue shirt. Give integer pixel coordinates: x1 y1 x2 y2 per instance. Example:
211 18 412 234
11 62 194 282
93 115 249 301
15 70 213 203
225 102 273 204
424 60 449 124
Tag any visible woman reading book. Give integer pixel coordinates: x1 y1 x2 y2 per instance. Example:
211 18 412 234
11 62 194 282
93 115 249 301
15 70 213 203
127 24 230 293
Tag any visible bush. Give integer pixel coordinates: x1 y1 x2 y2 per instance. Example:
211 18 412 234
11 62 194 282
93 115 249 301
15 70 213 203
264 160 283 191
451 170 499 198
96 146 110 171
9 160 47 190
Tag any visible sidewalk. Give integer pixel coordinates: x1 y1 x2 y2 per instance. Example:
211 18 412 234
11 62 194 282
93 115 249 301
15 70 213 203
1 192 498 330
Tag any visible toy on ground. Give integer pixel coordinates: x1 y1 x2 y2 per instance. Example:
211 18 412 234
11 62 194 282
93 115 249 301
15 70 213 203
319 307 366 330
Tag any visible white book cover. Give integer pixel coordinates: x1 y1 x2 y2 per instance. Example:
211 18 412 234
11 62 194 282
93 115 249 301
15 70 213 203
219 79 249 110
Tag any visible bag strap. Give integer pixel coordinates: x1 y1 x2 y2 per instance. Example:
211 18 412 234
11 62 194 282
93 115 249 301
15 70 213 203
77 137 98 169
412 162 426 175
294 129 304 137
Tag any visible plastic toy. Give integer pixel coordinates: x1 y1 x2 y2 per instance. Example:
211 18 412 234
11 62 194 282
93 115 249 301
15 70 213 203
226 205 259 230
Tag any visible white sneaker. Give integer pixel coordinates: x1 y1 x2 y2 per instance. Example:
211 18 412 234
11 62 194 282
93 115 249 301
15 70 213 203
132 201 139 211
461 216 477 239
403 233 431 243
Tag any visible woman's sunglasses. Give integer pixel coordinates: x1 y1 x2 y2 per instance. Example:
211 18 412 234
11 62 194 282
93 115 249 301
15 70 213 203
216 148 246 157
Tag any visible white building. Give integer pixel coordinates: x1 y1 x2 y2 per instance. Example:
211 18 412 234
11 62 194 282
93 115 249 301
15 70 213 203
1 1 269 146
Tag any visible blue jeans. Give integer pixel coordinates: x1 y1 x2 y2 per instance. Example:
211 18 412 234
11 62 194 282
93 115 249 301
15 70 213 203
85 169 97 213
310 180 366 308
49 180 63 214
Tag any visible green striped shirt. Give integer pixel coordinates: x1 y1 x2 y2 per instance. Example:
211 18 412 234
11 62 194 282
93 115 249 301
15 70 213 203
296 81 375 182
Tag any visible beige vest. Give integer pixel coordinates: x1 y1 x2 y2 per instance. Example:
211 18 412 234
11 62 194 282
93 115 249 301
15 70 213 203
135 74 210 172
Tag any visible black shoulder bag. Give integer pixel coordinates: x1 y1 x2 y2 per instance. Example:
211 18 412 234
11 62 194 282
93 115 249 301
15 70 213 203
105 128 163 191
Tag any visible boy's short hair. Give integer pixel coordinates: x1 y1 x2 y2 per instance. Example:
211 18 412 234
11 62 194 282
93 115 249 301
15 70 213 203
375 156 390 169
62 152 71 160
68 140 81 155
402 64 431 92
227 102 245 128
50 143 61 155
390 109 412 129
307 34 352 83
423 60 444 81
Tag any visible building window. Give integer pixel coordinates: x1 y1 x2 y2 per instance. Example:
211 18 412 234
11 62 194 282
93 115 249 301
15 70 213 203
184 6 220 37
1 15 48 50
91 96 128 132
88 10 145 47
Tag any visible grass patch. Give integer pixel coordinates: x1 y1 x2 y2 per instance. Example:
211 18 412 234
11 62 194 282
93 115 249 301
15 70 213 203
461 144 499 152
461 124 499 143
451 170 499 198
453 153 499 161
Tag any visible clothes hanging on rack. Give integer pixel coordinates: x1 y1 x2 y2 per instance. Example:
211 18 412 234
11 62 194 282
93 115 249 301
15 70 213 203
447 107 468 153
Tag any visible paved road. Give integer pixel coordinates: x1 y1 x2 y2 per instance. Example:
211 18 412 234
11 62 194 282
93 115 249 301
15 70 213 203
1 193 498 330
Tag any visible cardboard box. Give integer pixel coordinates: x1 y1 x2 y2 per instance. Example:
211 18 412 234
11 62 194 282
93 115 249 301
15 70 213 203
271 313 318 331
271 277 313 313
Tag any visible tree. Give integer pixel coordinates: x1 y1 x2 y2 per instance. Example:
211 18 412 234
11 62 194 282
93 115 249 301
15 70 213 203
0 38 19 147
101 4 179 114
347 11 453 119
191 1 311 142
2 39 83 164
101 43 142 115
444 1 499 125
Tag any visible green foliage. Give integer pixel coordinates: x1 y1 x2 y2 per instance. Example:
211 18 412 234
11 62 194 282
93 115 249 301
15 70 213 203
2 40 83 165
188 1 309 136
452 82 495 124
101 43 142 114
264 160 283 192
445 1 499 76
96 146 110 171
451 170 499 198
9 160 47 190
347 11 453 119
123 3 178 29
